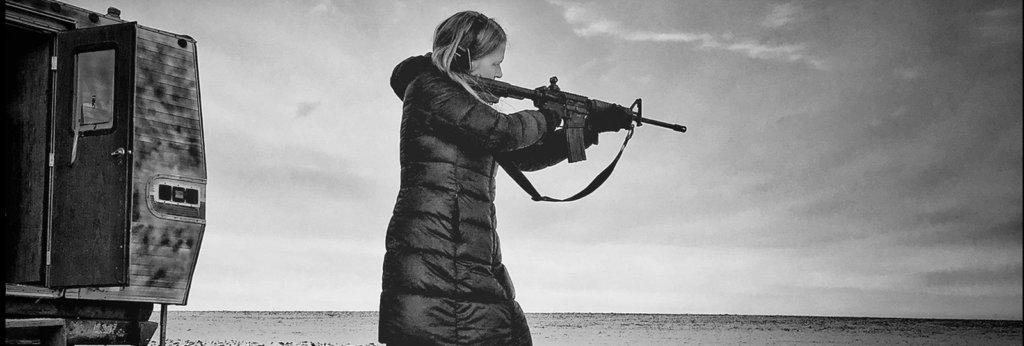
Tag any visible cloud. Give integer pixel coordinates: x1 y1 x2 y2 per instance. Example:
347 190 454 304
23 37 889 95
920 264 1023 288
547 0 823 68
234 163 374 200
295 100 321 118
902 213 1023 247
210 129 378 203
895 66 921 80
722 41 819 66
309 0 337 15
974 3 1023 45
762 2 802 28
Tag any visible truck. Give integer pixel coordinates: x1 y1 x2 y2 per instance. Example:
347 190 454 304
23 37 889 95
4 0 207 344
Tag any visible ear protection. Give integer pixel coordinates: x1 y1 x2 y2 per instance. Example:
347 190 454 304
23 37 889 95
450 15 488 72
452 47 471 71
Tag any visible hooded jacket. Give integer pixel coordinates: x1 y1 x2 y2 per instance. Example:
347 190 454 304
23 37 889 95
380 54 577 345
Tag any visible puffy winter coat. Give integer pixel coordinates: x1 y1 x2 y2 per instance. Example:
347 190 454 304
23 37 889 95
380 54 577 345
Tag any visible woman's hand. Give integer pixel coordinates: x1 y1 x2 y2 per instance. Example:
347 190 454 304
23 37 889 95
586 103 633 134
535 101 563 134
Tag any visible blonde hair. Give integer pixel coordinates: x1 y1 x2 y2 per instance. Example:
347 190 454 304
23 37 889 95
431 11 506 103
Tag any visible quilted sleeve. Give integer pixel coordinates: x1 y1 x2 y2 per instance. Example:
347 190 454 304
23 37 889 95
410 74 551 153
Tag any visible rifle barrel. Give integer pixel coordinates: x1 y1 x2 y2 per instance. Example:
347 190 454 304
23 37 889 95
635 116 687 132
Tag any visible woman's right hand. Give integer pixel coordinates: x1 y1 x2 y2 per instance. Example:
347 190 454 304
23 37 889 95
535 101 562 134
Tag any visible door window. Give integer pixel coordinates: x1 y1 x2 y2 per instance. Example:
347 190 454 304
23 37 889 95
75 49 115 132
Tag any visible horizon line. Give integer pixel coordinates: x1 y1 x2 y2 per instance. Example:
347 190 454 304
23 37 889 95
155 309 1024 322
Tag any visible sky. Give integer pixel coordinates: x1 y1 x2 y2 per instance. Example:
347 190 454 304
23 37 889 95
67 0 1022 320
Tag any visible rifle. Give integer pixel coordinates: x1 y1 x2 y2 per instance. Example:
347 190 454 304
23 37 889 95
470 76 687 202
470 76 686 163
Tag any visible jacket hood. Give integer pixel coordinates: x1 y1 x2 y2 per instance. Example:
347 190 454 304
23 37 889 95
390 53 436 100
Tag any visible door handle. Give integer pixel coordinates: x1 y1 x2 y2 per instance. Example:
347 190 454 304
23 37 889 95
110 148 130 157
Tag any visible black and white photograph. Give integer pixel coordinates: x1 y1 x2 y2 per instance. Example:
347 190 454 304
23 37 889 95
4 0 1022 345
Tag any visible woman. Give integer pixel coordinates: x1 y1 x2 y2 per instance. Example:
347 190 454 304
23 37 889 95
381 11 630 346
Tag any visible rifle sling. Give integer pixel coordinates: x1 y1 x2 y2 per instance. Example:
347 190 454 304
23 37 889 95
499 127 634 202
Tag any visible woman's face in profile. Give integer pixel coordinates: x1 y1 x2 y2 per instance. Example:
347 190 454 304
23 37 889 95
469 43 505 80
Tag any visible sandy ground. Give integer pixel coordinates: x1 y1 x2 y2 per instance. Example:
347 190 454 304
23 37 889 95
149 311 1023 346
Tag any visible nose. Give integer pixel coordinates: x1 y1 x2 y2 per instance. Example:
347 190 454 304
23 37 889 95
495 67 502 79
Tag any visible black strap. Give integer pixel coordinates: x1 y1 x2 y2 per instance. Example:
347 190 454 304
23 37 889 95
499 127 634 202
